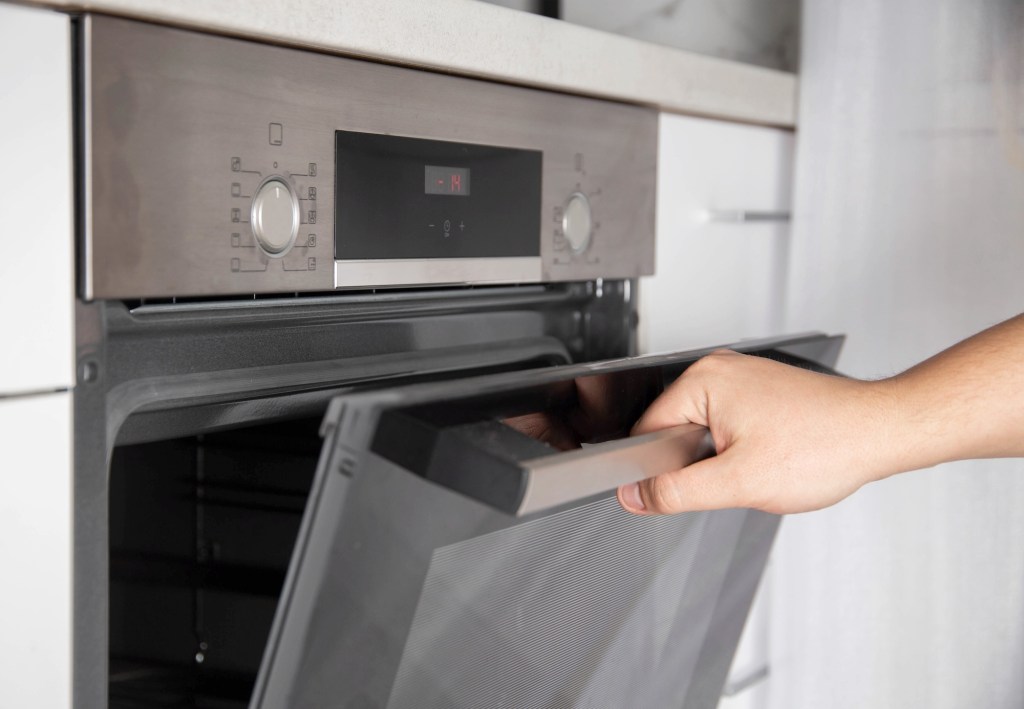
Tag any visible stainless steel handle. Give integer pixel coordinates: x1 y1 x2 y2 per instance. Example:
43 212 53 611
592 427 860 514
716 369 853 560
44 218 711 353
371 335 844 516
517 423 714 516
704 209 791 223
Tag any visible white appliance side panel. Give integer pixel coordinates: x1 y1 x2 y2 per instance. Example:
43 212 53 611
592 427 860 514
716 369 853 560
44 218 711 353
0 392 73 709
777 1 1024 707
642 113 793 354
0 4 74 396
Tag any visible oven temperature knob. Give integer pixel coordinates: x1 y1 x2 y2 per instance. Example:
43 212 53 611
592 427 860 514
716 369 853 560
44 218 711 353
251 176 300 256
562 192 593 253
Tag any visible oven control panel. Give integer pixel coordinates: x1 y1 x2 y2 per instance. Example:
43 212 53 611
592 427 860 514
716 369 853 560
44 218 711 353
83 16 657 299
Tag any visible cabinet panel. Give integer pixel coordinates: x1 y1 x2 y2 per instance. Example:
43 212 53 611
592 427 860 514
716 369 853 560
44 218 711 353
643 113 794 709
641 114 794 355
0 392 73 709
0 4 74 395
718 569 770 709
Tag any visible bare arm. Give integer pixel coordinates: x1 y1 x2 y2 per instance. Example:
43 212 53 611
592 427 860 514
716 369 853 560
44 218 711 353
618 314 1024 515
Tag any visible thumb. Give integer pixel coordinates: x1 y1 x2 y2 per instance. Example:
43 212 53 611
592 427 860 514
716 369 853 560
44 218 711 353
617 452 742 514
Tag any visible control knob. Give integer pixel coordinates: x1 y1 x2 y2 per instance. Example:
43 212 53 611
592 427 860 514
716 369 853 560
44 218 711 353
562 192 593 253
251 176 300 256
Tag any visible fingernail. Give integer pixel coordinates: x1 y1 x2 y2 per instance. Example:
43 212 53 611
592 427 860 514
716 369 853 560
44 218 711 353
619 483 646 513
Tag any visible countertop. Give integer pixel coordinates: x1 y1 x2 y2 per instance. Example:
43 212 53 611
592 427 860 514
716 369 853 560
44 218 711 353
27 0 798 127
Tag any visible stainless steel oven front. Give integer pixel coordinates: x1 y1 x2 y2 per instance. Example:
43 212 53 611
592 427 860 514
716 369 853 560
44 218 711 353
73 14 842 709
81 16 656 300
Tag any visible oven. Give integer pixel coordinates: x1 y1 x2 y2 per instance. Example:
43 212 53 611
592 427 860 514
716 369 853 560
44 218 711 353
67 15 843 709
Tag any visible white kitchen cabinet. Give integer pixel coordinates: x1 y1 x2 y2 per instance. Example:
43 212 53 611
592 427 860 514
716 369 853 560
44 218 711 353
0 3 74 396
0 7 75 708
0 392 73 708
643 113 794 709
641 113 794 355
718 568 771 709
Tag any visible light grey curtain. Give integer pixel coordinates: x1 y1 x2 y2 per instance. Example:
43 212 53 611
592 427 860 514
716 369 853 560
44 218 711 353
775 1 1024 707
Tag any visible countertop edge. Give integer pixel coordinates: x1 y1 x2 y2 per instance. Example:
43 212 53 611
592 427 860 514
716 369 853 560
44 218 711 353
23 0 798 127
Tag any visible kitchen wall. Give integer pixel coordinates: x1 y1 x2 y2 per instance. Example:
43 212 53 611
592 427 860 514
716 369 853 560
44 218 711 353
562 0 799 71
777 0 1024 707
476 0 800 72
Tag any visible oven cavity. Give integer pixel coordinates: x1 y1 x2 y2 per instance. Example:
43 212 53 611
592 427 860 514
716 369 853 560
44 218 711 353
108 418 321 708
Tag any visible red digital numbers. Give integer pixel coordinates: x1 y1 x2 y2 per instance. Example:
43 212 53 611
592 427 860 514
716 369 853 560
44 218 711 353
425 166 469 196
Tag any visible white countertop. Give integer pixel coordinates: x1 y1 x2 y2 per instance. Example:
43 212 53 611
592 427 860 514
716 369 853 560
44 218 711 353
28 0 797 127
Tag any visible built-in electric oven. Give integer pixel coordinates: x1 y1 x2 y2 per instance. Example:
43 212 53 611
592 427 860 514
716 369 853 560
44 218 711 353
73 16 842 708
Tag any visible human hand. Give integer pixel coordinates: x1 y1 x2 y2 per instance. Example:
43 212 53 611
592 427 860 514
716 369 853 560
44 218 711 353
617 350 898 515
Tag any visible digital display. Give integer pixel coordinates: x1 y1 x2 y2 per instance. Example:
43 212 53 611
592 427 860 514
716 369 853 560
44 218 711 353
336 130 540 260
425 165 470 196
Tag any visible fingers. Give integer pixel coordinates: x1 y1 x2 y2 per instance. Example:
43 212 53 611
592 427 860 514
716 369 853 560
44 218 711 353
631 379 704 435
620 352 742 514
617 454 744 514
632 350 740 435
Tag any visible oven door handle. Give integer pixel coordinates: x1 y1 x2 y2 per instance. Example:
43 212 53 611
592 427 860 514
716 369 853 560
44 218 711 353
374 411 716 517
369 335 844 517
517 423 714 515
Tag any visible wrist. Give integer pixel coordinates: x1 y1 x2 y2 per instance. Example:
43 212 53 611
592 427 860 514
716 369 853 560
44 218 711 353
868 372 955 478
854 377 909 483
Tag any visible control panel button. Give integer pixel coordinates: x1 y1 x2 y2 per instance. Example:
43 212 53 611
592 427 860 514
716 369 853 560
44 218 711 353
562 192 592 253
251 176 299 256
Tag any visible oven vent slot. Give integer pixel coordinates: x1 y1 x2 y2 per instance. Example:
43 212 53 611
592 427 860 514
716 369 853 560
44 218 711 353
123 283 565 314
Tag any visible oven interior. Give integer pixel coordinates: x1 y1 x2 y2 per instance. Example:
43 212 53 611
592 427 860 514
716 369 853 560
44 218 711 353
108 417 322 709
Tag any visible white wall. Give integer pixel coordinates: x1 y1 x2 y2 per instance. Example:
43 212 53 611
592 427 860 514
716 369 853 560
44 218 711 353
774 1 1024 706
562 0 799 71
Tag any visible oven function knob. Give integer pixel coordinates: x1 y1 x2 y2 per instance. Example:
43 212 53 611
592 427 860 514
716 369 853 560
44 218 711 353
251 176 300 256
562 192 593 253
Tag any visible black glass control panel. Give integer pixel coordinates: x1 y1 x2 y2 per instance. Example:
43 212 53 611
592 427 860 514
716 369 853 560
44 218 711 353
335 131 541 260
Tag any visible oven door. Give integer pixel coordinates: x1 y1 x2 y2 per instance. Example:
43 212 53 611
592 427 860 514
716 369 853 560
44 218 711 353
252 333 843 709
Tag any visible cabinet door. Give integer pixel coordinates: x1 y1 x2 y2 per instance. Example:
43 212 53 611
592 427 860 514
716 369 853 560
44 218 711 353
0 4 74 395
718 570 771 709
0 392 73 709
642 114 794 354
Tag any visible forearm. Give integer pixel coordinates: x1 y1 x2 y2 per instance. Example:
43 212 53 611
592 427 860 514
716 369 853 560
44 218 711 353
618 314 1024 516
876 314 1024 478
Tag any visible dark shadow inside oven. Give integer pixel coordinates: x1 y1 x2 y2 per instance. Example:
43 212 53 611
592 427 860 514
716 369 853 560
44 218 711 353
108 416 323 709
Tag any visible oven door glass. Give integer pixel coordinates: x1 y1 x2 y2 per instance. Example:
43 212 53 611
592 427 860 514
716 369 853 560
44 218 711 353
252 333 843 709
